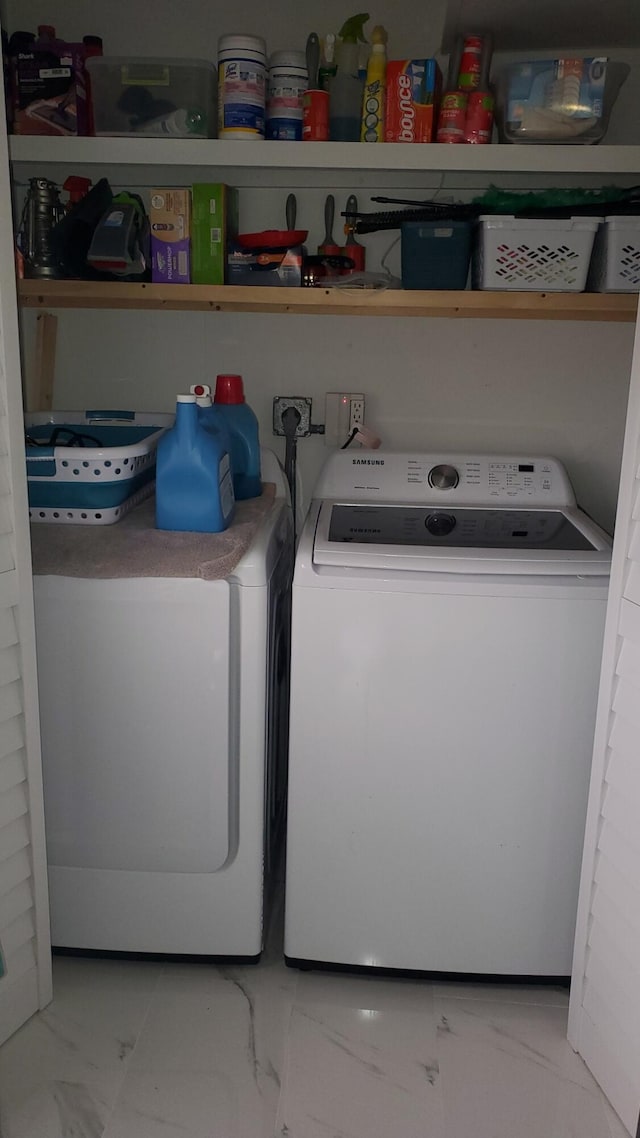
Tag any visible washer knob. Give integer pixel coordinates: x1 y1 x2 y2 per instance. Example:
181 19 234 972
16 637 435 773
426 512 456 537
428 463 459 490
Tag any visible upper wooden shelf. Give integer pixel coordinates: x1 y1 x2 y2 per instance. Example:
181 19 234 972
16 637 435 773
17 280 638 323
9 136 640 177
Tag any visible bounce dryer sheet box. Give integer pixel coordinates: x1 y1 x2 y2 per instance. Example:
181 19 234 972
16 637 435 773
150 188 191 284
385 59 442 142
191 184 239 285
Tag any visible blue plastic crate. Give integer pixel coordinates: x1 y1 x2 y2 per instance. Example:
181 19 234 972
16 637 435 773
401 220 472 290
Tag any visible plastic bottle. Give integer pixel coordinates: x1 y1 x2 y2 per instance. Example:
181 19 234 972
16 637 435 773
267 50 308 140
218 34 267 140
155 394 235 533
213 374 262 501
360 25 387 142
81 35 102 136
139 108 207 136
329 13 369 142
318 34 337 90
190 383 234 469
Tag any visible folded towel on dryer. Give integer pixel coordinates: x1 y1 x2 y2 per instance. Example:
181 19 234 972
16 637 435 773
30 484 276 581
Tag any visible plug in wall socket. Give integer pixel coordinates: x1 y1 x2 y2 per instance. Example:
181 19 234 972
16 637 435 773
272 396 312 437
325 393 366 447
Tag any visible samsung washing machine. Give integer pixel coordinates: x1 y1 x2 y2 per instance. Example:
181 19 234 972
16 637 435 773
33 449 292 958
285 451 611 978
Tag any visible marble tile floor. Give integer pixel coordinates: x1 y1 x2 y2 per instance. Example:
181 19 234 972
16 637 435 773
0 900 627 1138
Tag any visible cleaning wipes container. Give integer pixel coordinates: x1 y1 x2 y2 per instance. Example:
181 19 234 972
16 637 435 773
213 374 262 500
155 394 234 532
218 34 267 139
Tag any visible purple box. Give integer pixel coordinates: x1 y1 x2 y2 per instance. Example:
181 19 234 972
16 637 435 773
150 189 191 284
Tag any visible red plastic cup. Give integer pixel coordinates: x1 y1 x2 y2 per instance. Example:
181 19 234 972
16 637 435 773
214 374 245 404
303 90 329 141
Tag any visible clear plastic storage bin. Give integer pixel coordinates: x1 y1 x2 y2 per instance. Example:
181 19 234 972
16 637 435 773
496 58 629 145
25 410 173 525
473 216 601 292
87 57 217 137
587 217 640 293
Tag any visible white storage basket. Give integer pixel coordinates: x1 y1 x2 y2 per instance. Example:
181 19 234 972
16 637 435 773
587 216 640 293
474 215 601 292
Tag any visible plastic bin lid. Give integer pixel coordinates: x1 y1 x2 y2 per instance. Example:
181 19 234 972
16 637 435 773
86 55 216 71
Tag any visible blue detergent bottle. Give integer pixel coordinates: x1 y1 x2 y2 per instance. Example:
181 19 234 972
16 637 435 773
155 394 235 533
190 383 234 476
213 374 262 500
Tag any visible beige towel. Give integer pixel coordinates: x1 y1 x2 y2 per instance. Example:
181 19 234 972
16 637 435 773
31 484 277 581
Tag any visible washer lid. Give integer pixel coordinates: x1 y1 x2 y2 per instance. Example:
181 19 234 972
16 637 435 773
313 501 612 576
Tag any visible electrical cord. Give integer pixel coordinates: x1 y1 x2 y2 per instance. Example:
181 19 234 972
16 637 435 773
282 405 301 544
341 427 359 449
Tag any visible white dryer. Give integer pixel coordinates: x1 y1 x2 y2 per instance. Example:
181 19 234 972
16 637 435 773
34 449 292 959
285 452 611 978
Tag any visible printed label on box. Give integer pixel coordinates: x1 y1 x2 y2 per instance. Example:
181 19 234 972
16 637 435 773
150 189 191 284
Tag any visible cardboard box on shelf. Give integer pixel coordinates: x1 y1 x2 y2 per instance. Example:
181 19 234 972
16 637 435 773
191 184 239 285
227 244 303 287
11 35 91 136
385 59 442 143
150 189 191 284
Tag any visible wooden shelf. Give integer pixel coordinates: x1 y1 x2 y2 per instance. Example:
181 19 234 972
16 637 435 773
9 136 640 177
17 280 639 322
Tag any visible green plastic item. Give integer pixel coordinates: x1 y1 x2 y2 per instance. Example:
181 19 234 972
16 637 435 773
474 185 627 213
338 12 369 42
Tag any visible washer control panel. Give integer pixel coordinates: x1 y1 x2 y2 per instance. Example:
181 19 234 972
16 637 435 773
407 457 561 503
313 452 576 508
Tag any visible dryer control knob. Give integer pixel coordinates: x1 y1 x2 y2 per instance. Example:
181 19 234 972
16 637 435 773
428 463 459 490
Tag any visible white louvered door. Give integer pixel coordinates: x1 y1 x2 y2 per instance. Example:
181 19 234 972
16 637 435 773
569 313 640 1138
0 97 52 1041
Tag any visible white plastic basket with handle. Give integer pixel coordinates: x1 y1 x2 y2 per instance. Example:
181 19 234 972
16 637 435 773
474 215 601 292
25 410 174 525
587 216 640 293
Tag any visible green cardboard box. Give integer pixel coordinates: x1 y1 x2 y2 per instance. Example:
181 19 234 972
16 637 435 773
191 184 238 285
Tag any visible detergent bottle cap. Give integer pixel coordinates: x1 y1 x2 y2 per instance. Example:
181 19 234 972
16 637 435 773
196 395 212 408
215 374 245 404
190 383 211 397
176 393 197 403
370 25 387 51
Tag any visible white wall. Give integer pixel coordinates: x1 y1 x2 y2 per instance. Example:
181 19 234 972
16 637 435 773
10 0 638 530
21 306 633 530
4 0 446 61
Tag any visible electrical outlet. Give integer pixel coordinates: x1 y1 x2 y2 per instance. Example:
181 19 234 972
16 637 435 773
324 393 366 447
349 397 365 434
272 396 312 437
